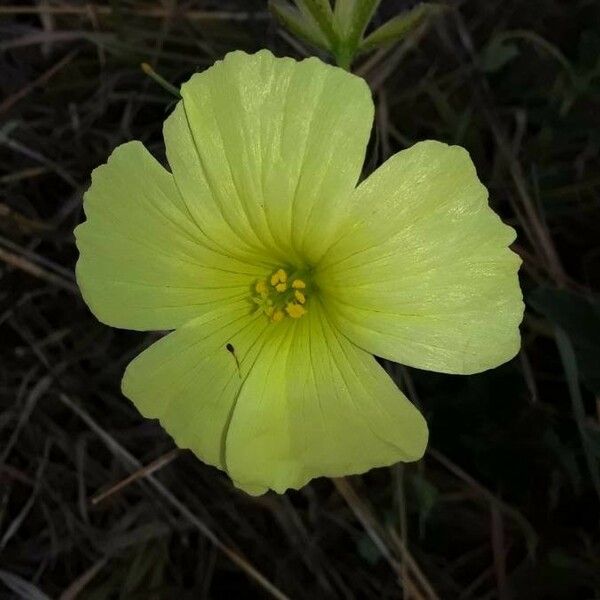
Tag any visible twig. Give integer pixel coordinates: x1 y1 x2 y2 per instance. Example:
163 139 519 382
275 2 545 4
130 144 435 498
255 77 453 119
360 23 429 92
0 133 79 188
485 109 567 286
0 236 75 282
0 31 87 51
59 558 108 600
388 527 441 600
0 375 53 467
452 12 567 287
0 202 51 233
333 477 435 600
490 506 509 600
0 49 78 114
0 6 270 20
459 565 494 600
91 448 181 505
0 247 79 295
0 167 49 184
140 63 181 98
429 449 537 557
519 349 539 404
58 393 291 600
393 464 410 599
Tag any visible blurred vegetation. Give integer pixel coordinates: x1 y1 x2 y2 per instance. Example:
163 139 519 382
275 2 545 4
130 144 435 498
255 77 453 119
1 0 600 598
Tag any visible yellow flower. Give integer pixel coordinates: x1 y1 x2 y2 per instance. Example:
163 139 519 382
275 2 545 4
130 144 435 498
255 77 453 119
75 50 523 495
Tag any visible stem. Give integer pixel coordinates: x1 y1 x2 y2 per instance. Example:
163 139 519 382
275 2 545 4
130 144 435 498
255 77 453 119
334 44 354 70
140 63 181 98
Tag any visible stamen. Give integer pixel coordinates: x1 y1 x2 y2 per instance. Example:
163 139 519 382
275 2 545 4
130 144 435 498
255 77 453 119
255 280 268 297
271 268 287 286
254 268 308 322
286 302 306 319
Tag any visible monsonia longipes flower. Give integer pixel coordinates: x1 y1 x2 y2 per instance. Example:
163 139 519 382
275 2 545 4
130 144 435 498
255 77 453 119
75 50 523 494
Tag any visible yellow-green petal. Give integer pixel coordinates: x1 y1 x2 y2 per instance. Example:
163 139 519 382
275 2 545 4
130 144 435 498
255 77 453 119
75 141 263 331
318 141 524 375
164 49 374 267
225 301 428 494
122 301 270 472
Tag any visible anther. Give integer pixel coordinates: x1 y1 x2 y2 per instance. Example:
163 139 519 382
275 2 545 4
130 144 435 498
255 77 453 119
286 303 306 319
255 280 268 297
254 270 308 322
272 309 285 323
271 268 287 286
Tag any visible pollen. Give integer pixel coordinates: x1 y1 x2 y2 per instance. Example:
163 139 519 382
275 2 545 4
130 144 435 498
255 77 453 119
253 267 309 323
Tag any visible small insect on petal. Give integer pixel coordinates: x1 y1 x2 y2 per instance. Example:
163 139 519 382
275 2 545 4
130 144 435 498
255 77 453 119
226 343 241 377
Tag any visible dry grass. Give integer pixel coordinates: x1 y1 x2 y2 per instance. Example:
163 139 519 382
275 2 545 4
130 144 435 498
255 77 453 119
1 1 600 598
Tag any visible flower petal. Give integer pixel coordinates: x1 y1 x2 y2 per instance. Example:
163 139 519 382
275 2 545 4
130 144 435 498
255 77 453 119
121 301 270 472
317 141 524 374
76 141 263 330
225 301 428 494
163 49 374 266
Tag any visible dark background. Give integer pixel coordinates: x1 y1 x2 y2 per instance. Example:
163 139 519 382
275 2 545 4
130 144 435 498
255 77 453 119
1 1 600 598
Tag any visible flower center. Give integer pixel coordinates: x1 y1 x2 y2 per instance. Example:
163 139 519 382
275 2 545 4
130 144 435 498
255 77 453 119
252 267 308 323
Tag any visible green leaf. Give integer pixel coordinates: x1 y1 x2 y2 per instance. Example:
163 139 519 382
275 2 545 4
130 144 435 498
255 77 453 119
585 427 600 460
357 534 382 565
0 571 51 600
334 0 380 41
294 0 337 43
332 0 381 68
333 0 357 35
528 287 600 393
553 326 600 502
360 3 442 52
481 36 520 73
269 0 331 52
409 473 439 538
